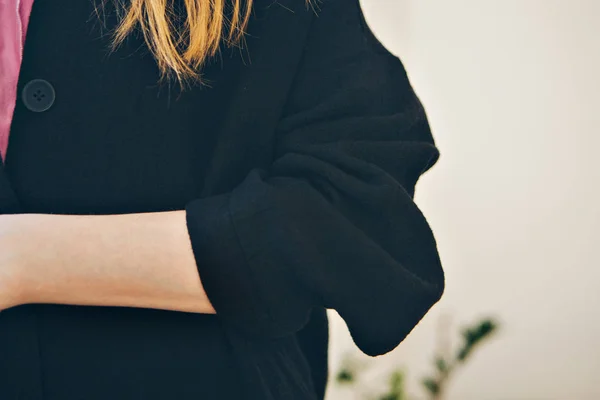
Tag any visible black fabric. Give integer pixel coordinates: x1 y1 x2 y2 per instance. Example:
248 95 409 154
0 0 444 399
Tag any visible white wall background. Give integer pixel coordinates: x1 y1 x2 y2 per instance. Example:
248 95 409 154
326 1 600 399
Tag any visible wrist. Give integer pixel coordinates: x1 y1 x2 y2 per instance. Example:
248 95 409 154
13 213 78 306
0 214 38 309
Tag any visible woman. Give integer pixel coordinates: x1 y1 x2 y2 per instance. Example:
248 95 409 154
0 0 445 399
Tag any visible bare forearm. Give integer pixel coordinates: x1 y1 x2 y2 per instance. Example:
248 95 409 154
2 212 215 314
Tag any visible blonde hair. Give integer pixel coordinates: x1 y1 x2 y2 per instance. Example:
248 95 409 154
110 0 254 86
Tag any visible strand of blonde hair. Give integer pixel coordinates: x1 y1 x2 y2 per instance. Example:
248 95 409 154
111 0 254 86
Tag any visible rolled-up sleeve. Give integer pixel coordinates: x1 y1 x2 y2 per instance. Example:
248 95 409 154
184 0 445 357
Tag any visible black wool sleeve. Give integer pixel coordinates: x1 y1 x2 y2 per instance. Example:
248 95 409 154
184 0 445 357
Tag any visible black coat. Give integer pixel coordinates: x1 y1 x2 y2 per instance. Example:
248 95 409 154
0 0 445 399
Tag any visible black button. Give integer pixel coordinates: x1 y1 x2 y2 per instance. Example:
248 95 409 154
22 79 55 112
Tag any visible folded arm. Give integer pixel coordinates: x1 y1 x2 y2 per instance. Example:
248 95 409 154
1 0 445 358
182 0 445 356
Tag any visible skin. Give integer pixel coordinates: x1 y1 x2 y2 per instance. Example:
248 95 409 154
0 212 216 314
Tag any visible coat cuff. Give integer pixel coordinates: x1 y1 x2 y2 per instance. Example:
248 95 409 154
184 192 272 334
184 191 313 338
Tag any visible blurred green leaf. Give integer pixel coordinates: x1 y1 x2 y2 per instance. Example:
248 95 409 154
422 377 440 395
458 318 498 362
389 370 404 391
477 319 497 338
377 370 406 400
336 368 355 384
435 357 449 374
378 394 399 400
457 346 469 362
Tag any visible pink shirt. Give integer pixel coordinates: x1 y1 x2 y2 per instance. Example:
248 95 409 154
0 0 34 162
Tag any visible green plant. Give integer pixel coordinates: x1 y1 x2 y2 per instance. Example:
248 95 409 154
334 317 499 400
421 318 498 400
